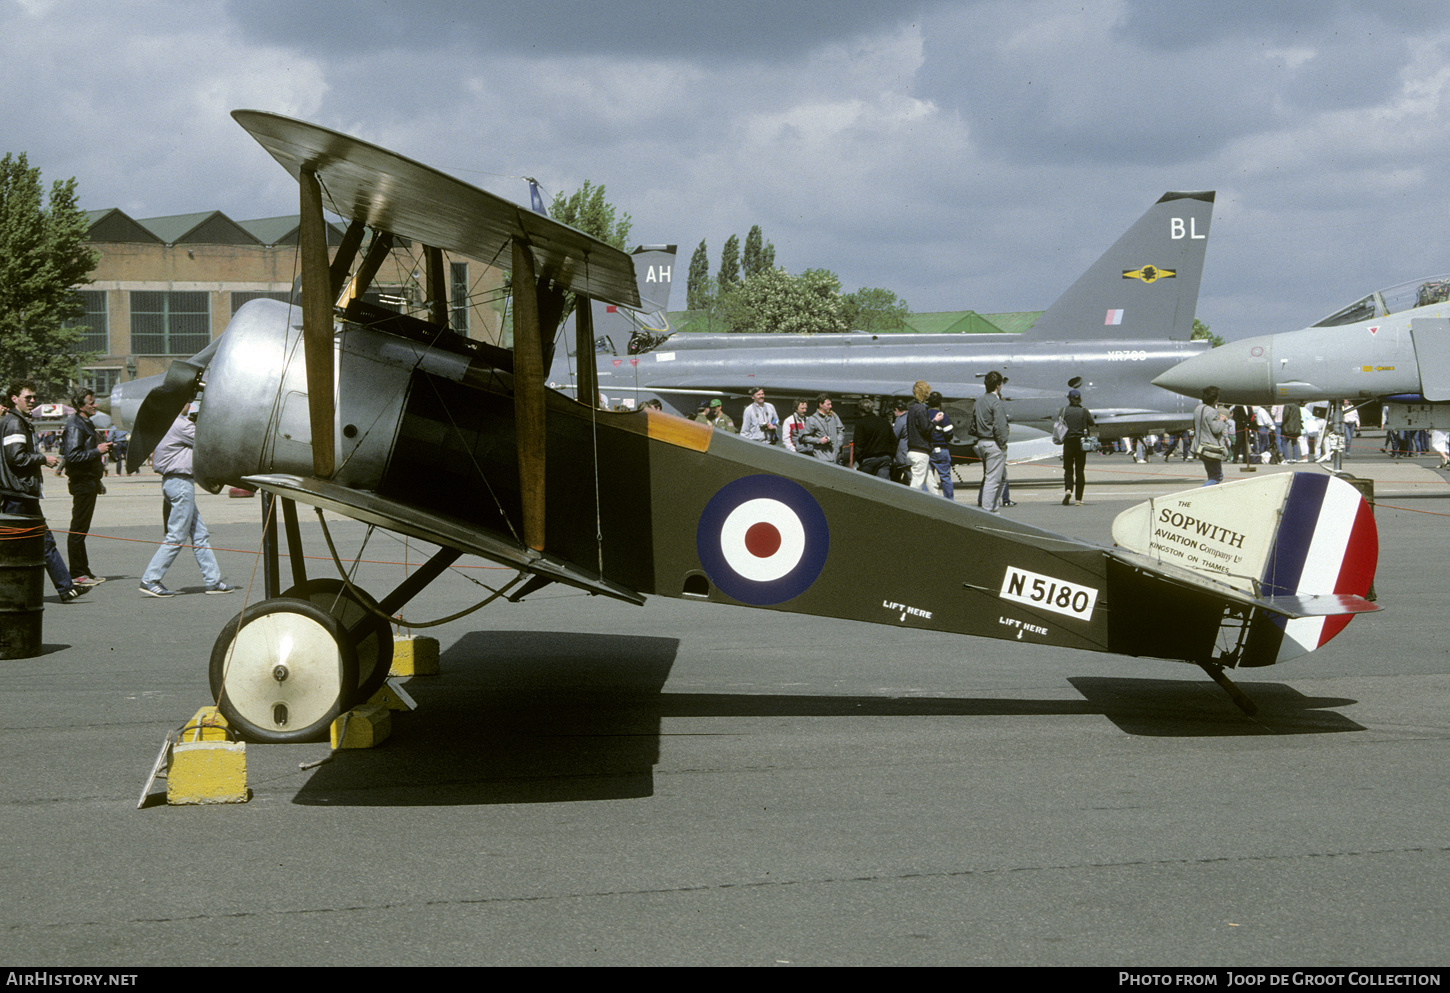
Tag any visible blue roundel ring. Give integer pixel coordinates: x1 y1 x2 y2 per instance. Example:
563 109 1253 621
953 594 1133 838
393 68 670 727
696 474 830 606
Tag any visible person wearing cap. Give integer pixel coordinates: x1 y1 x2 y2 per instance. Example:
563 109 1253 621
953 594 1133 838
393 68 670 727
694 398 737 433
973 371 1010 513
138 404 236 597
1058 388 1096 506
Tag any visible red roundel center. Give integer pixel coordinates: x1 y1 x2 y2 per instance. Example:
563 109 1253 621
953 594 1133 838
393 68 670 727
744 521 782 558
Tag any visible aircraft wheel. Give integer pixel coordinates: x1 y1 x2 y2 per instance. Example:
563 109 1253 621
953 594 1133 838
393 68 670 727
282 578 395 704
209 599 360 744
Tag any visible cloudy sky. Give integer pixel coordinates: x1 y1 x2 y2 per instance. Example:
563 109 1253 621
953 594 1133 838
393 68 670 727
6 0 1450 340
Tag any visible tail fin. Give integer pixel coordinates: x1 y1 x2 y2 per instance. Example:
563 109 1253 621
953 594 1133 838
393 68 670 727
1111 473 1379 664
582 244 677 357
1024 191 1214 342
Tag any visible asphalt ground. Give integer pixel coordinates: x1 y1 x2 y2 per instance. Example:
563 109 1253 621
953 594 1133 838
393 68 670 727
1 430 1447 967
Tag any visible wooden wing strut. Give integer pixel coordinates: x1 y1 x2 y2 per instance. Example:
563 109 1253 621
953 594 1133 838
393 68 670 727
299 167 335 479
512 238 547 551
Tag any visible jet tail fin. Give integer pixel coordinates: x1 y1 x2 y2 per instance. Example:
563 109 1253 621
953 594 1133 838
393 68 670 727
1024 191 1214 342
548 245 677 399
1111 472 1379 664
583 244 677 357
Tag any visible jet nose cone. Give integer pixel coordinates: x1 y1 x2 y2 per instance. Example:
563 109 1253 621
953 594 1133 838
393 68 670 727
1153 336 1275 403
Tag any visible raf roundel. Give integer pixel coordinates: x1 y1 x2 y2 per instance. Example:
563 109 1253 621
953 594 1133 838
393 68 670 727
696 475 830 606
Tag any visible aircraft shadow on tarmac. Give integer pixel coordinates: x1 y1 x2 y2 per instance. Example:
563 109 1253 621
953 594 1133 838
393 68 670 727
1068 677 1364 737
290 632 1364 808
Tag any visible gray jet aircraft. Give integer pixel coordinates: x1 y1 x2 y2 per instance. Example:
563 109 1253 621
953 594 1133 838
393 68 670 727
1152 273 1450 409
549 191 1217 445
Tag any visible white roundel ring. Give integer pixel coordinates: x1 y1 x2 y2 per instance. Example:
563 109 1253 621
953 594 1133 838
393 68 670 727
696 475 830 605
719 498 807 582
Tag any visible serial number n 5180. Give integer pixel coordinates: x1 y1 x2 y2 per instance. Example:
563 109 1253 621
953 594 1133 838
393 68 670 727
998 566 1099 621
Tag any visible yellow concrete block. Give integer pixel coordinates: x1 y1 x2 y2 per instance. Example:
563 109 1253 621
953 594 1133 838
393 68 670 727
330 703 391 749
167 740 248 804
179 705 232 742
390 634 439 676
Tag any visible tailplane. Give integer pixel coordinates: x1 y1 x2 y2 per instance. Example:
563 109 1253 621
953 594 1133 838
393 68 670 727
1111 473 1379 664
1024 191 1214 342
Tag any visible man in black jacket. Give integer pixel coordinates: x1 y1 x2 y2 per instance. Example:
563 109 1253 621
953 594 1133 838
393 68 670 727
1 380 88 603
60 389 112 586
853 398 896 479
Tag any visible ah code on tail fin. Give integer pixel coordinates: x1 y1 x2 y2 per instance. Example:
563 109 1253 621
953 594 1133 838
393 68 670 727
1111 473 1379 663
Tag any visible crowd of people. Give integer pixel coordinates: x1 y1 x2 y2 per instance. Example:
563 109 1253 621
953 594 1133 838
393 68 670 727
1111 400 1377 468
679 379 1450 505
683 375 1022 512
1 380 235 603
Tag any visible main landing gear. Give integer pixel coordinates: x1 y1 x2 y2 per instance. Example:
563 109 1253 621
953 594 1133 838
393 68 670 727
209 493 460 744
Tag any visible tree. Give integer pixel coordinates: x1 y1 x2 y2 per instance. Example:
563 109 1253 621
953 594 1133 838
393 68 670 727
718 234 741 290
1191 318 1223 348
0 153 97 397
548 180 632 249
719 267 847 335
521 180 632 334
741 225 775 281
840 287 911 333
686 239 710 311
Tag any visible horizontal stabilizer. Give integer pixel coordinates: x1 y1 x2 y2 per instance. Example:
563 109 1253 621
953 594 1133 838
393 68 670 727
1257 593 1381 618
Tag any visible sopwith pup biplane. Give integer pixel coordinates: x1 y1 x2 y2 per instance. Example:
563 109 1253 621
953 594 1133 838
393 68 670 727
125 112 1381 742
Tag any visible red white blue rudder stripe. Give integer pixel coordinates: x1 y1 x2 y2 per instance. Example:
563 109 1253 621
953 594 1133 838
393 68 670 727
696 475 830 606
1261 473 1379 661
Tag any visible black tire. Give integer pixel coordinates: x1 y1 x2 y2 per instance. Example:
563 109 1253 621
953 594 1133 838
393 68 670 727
209 598 360 744
282 578 395 704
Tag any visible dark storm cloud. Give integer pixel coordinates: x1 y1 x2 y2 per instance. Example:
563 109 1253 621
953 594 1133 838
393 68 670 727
1115 0 1450 51
916 2 1443 168
5 0 1450 339
222 0 937 62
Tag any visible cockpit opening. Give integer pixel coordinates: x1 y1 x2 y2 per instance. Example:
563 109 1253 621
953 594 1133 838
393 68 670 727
1313 273 1450 327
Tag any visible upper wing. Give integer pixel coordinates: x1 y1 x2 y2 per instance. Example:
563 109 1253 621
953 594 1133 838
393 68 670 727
232 110 641 310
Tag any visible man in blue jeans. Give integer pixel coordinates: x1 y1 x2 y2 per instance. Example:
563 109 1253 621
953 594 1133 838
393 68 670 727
139 405 236 598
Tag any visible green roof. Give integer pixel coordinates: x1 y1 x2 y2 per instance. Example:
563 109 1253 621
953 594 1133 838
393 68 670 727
980 310 1044 334
138 211 260 246
84 208 163 244
235 215 348 246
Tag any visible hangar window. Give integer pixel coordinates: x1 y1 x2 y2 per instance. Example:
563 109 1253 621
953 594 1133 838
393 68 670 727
230 291 292 315
68 290 109 353
130 290 210 355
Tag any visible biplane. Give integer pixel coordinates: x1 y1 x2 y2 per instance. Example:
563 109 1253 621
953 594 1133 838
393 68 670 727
127 111 1381 743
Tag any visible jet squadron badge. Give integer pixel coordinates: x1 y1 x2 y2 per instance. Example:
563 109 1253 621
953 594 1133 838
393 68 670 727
1122 264 1177 283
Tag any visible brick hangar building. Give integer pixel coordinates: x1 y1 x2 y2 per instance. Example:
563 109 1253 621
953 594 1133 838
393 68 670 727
71 207 508 398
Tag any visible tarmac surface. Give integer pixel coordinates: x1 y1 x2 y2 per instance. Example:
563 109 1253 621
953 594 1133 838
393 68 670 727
1 431 1447 967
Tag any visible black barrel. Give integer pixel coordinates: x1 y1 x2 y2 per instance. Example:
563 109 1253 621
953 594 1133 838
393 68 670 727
0 513 45 659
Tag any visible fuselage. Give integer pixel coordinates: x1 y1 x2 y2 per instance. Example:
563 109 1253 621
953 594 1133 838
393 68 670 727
577 331 1210 439
1153 275 1450 406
